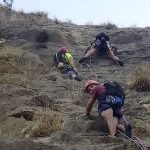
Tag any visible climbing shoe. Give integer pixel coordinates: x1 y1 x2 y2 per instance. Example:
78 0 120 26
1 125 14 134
125 124 132 138
75 75 82 81
108 135 118 139
118 60 124 66
79 57 86 63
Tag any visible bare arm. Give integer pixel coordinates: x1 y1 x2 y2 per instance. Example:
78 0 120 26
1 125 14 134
86 97 96 115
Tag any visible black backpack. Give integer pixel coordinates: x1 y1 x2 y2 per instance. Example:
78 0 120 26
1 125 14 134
53 51 67 67
103 82 125 105
95 32 110 41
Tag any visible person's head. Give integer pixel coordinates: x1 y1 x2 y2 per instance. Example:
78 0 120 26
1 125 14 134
100 32 106 37
58 47 68 54
85 80 99 93
95 32 106 39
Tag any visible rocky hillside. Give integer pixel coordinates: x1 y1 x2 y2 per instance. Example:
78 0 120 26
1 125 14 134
0 4 150 150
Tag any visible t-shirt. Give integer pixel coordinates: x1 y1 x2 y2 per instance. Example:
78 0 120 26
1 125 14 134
65 52 73 62
90 85 106 101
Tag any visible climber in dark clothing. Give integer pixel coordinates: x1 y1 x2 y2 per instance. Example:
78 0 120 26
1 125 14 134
79 32 124 66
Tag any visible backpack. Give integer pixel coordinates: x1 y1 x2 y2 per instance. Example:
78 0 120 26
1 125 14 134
53 51 68 67
99 82 125 107
95 32 110 41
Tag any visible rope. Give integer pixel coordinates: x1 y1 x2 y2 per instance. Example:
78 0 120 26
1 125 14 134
121 116 148 150
85 56 98 80
117 129 148 150
132 131 148 150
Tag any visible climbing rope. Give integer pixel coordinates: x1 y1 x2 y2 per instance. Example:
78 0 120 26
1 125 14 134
132 131 148 150
89 56 98 79
118 115 148 149
84 56 98 80
117 129 148 150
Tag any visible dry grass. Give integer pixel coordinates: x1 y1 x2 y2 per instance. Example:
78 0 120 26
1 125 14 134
128 67 150 92
101 21 118 30
25 112 62 138
133 119 150 136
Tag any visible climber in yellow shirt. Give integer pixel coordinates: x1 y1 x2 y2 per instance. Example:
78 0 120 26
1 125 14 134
53 47 82 81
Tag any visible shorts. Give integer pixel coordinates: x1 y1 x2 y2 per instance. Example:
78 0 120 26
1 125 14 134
60 67 77 78
98 103 123 119
66 70 76 78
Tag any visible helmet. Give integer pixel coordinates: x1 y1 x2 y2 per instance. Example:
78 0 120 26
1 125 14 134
59 47 68 54
85 80 99 92
100 32 106 37
95 32 106 39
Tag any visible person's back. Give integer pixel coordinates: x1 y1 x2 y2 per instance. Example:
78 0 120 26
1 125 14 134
91 32 110 52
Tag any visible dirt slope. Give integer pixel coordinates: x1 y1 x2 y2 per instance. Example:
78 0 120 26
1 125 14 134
0 4 150 150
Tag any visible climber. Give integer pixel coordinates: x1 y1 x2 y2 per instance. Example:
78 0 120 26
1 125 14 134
79 32 124 66
53 47 82 81
84 80 132 137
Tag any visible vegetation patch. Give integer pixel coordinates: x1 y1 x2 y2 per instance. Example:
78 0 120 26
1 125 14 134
128 67 150 92
133 119 150 137
22 111 63 138
103 22 118 30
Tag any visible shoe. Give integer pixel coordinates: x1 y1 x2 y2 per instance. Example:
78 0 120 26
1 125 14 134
108 135 118 139
75 75 82 81
118 60 124 66
79 57 86 63
125 124 132 138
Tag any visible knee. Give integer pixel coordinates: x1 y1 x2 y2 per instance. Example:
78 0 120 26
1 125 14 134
101 109 113 120
117 124 125 131
67 71 75 78
88 48 97 55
